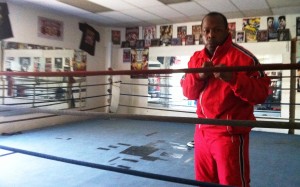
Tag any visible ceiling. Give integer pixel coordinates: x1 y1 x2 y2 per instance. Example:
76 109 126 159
5 0 300 27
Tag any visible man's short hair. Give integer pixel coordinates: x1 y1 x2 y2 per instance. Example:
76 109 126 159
201 12 228 29
278 16 285 21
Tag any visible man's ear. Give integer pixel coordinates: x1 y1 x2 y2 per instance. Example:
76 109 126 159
226 27 230 33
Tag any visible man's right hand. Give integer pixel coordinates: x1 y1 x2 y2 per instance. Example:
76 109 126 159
199 61 213 80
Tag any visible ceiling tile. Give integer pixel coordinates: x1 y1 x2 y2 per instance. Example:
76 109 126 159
194 0 239 13
18 0 87 14
167 16 191 23
231 0 269 11
120 8 163 21
223 11 244 19
147 19 171 25
146 5 185 18
119 21 149 27
123 0 164 7
88 0 136 11
243 9 273 17
266 0 300 8
169 2 209 16
57 0 112 13
272 6 300 15
187 15 206 22
86 15 121 26
98 11 141 22
158 0 192 4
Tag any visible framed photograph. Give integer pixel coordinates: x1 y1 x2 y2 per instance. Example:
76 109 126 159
136 40 145 49
111 30 121 45
171 38 182 46
267 16 279 41
228 22 236 41
243 17 260 42
160 25 172 46
177 26 187 39
121 41 130 48
33 57 41 72
143 26 156 40
145 39 151 48
185 35 194 45
45 58 52 72
257 30 268 42
19 57 31 72
55 58 63 69
123 49 131 63
64 66 71 72
38 17 63 40
143 26 156 48
126 27 139 48
151 39 161 47
236 31 245 43
278 29 290 41
65 57 70 66
192 25 201 42
297 17 300 38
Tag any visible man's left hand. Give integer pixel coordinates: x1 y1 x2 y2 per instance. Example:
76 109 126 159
213 64 233 82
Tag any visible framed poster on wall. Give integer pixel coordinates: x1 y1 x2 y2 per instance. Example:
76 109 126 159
38 16 63 40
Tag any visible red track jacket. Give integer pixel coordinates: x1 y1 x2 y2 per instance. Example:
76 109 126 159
181 35 270 134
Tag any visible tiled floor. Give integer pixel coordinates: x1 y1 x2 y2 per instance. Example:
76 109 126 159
0 118 299 187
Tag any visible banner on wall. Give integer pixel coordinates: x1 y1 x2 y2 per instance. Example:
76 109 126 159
0 3 13 40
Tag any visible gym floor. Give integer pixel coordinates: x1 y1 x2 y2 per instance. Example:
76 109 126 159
0 118 299 187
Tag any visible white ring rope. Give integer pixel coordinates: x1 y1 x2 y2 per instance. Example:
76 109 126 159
0 105 299 129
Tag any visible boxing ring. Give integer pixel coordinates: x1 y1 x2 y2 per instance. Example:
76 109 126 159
0 64 300 186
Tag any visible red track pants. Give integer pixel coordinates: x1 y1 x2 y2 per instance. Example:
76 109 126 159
194 127 250 187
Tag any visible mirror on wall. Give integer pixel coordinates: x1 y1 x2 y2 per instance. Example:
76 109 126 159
148 55 282 117
1 41 87 108
148 55 196 111
2 41 87 73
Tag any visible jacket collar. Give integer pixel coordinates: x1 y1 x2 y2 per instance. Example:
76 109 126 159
202 33 232 61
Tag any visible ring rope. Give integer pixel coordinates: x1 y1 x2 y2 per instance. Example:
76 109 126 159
0 145 230 187
119 104 196 114
0 105 299 129
1 64 300 77
0 106 109 125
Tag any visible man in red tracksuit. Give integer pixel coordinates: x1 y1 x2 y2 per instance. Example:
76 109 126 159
181 12 270 187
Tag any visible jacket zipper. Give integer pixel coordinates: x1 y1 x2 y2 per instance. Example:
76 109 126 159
198 49 217 128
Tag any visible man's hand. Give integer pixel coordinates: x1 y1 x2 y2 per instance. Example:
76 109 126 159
199 61 213 80
213 64 233 82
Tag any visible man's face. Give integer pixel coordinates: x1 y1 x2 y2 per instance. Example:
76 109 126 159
22 59 29 66
201 15 229 55
279 19 286 28
267 19 273 27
